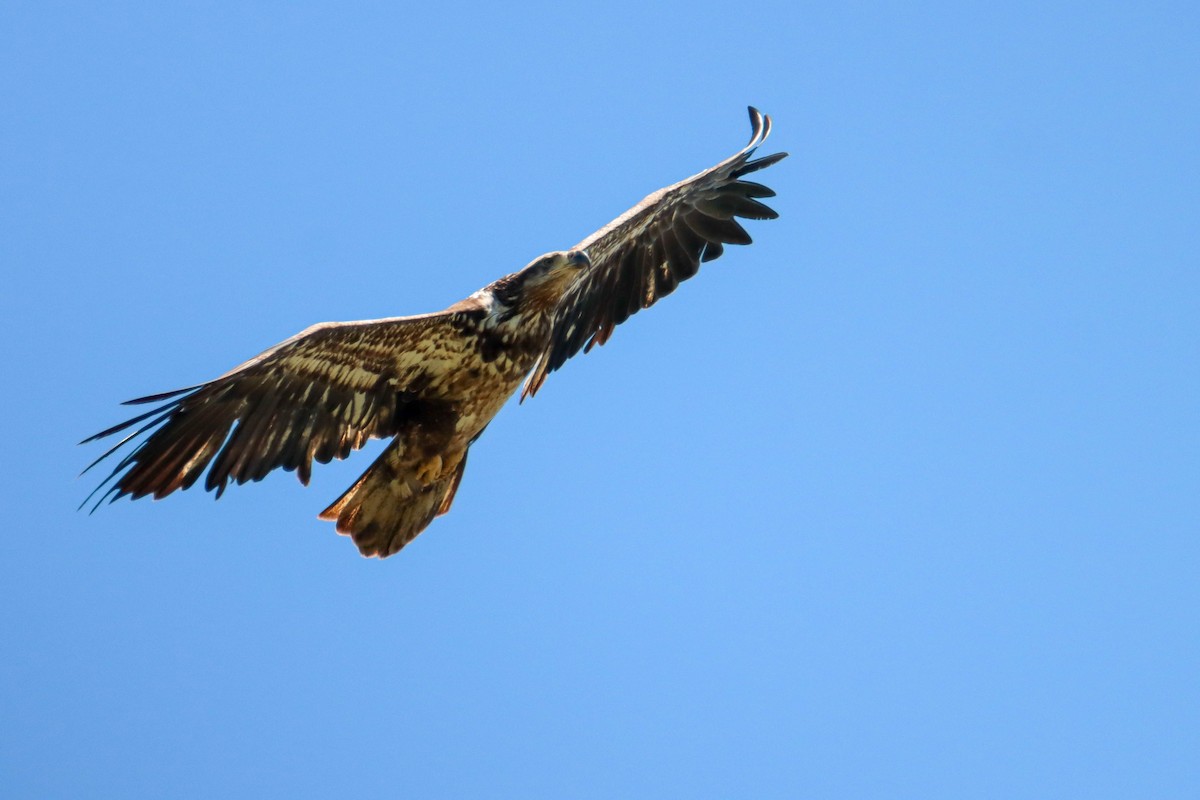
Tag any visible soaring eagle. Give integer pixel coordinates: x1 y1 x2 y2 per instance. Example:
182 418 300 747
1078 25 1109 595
82 107 786 558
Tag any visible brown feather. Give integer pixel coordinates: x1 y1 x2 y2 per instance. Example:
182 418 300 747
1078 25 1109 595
523 106 786 398
683 212 753 246
319 440 468 558
84 313 465 505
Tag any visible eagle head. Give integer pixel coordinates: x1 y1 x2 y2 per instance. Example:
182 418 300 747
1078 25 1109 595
514 249 590 312
523 249 590 283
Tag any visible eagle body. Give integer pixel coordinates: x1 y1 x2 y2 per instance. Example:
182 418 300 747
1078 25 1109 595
83 108 787 558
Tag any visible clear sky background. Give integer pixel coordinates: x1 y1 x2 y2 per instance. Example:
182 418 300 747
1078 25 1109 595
3 2 1197 797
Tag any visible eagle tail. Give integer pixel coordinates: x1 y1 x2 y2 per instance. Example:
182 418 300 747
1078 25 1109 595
318 440 469 559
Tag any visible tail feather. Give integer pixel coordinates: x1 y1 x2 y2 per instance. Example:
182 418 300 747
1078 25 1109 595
319 440 468 558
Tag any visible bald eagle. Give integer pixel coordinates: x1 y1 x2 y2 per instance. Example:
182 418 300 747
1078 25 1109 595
82 107 786 557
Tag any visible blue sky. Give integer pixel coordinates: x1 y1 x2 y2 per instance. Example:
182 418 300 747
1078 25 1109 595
3 1 1197 797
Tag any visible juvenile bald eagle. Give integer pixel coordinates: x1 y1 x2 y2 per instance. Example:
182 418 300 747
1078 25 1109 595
82 107 786 557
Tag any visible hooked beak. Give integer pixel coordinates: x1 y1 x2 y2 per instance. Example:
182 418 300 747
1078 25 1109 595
566 249 591 270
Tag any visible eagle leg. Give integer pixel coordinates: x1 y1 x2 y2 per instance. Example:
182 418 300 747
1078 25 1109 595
415 453 443 485
415 447 469 486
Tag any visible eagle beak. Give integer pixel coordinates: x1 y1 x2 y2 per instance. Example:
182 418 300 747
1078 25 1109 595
566 250 591 270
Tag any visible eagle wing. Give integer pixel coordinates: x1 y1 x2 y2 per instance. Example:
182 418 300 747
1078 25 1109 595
81 311 469 510
522 106 787 399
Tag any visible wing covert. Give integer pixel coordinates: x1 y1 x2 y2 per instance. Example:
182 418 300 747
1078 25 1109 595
80 312 463 510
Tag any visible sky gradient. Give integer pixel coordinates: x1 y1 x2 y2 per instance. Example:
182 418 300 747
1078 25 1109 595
3 2 1198 797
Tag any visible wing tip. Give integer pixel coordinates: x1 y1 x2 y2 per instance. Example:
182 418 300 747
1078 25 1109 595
121 384 204 406
745 106 774 149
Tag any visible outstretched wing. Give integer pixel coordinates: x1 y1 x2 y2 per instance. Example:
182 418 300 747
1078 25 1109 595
522 106 787 399
80 311 468 510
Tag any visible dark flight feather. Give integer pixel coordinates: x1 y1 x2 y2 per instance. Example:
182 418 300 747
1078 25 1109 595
522 106 787 399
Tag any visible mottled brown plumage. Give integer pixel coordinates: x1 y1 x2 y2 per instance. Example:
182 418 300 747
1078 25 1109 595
81 108 786 557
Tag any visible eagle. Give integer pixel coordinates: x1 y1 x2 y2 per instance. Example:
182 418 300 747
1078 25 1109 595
82 107 786 558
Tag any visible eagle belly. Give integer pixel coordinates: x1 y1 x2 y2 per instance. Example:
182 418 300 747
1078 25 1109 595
322 312 546 557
